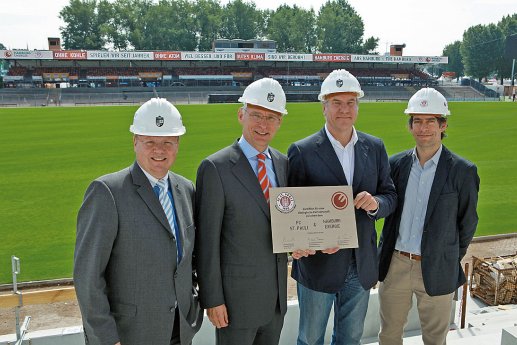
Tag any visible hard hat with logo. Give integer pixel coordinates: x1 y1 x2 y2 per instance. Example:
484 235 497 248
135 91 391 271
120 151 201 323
238 78 288 115
130 97 186 136
318 69 364 100
405 87 450 117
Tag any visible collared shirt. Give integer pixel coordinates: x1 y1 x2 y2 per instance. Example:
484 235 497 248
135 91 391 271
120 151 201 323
395 145 443 255
138 162 168 190
238 136 278 188
325 124 358 185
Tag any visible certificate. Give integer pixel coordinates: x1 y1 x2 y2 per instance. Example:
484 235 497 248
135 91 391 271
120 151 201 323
269 186 358 253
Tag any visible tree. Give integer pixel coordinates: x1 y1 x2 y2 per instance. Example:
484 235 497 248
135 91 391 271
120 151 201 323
461 24 504 82
59 0 112 49
266 4 317 53
442 41 464 79
219 0 262 39
497 14 517 82
0 43 5 50
106 0 153 50
195 0 223 51
316 0 377 54
136 0 197 51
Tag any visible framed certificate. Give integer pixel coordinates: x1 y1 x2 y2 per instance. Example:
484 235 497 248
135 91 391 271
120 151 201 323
269 186 358 253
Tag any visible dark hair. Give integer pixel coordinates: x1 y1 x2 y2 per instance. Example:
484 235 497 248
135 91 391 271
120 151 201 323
408 116 447 139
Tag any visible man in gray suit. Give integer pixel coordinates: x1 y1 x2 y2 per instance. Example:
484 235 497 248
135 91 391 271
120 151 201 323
74 98 202 345
288 69 397 345
195 78 288 345
378 88 479 345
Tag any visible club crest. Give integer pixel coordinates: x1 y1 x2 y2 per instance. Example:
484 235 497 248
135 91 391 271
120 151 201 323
267 92 275 102
336 79 343 88
156 116 164 127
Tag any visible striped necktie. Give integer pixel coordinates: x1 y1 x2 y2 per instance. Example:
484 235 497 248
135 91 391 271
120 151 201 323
155 179 182 262
257 153 270 203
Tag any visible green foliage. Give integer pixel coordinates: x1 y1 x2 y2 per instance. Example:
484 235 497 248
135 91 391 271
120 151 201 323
195 0 223 51
442 41 464 78
461 24 505 81
266 5 317 53
1 102 515 284
59 0 112 49
0 42 5 50
219 0 263 40
316 0 369 53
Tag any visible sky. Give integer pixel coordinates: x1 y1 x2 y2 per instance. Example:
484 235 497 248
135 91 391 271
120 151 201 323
0 0 515 56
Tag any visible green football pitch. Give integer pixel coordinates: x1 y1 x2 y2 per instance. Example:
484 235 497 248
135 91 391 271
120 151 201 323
0 101 515 283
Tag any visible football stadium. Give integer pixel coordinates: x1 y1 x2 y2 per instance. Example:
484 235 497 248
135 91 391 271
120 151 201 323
1 5 517 345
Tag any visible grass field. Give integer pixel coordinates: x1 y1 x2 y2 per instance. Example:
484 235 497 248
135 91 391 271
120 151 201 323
0 101 516 284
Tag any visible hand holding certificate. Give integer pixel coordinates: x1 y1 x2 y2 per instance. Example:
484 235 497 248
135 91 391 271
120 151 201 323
269 186 358 253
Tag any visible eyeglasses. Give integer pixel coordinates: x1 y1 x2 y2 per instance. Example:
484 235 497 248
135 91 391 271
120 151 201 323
247 112 282 125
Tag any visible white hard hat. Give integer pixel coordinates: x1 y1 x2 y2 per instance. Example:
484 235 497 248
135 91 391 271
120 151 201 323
130 98 186 136
238 78 288 115
318 69 364 100
405 88 450 117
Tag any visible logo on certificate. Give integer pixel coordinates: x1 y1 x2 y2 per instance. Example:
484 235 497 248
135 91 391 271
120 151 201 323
331 191 348 210
275 192 296 213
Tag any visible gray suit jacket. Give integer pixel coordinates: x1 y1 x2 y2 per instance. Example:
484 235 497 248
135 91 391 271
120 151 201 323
74 162 202 345
378 146 480 296
195 141 288 329
288 128 397 293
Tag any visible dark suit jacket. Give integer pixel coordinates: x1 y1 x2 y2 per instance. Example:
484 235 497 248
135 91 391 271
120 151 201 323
74 162 202 345
378 146 479 296
195 141 288 329
288 128 397 293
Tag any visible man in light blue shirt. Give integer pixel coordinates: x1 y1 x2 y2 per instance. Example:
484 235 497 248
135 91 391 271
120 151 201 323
378 88 479 345
195 78 289 345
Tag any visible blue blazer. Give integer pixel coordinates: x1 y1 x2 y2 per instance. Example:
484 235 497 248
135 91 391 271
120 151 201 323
288 128 397 293
378 146 479 296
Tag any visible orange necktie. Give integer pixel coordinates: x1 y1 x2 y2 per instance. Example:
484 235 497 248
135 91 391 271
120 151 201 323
257 153 270 203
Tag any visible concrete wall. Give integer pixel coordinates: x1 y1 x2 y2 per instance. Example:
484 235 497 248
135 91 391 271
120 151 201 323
1 289 452 345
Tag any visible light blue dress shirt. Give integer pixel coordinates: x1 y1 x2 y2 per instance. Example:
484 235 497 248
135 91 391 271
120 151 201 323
238 136 278 188
395 145 443 255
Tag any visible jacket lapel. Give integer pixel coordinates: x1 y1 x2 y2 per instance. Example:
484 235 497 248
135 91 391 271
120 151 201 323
424 147 451 227
169 172 185 243
314 128 348 184
230 141 271 218
397 151 414 204
352 133 369 193
271 149 287 187
131 162 173 237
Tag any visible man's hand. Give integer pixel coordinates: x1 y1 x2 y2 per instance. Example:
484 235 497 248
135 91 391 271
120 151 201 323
321 247 339 254
354 191 378 212
291 249 316 259
207 304 229 328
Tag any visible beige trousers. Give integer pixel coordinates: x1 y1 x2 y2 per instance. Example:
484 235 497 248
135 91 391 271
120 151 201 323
378 252 454 345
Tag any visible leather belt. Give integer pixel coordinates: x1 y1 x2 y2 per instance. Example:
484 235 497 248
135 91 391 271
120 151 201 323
395 250 421 261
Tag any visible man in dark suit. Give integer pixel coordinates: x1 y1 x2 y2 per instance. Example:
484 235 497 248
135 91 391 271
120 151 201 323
288 69 397 345
378 88 479 345
195 78 288 345
74 98 202 345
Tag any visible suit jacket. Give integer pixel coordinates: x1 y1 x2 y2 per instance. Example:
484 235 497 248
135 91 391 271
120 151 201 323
378 146 479 296
74 162 202 345
288 128 397 293
195 141 288 329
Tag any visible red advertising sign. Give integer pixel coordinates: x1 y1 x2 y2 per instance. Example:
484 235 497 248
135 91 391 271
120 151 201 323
235 52 265 61
313 54 352 62
53 50 87 60
153 51 182 60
